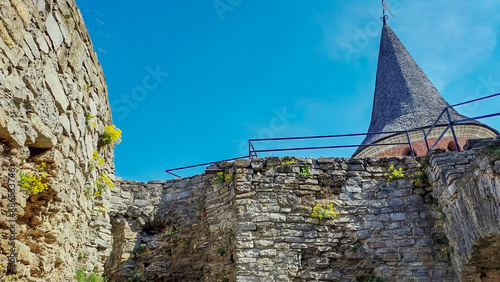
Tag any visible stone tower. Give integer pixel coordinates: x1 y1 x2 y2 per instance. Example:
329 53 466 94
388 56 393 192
0 0 116 280
353 19 498 158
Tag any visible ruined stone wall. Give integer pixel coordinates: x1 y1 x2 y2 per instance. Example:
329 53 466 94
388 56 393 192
103 143 500 282
231 157 456 282
0 0 115 280
107 172 236 282
108 156 463 282
427 139 500 282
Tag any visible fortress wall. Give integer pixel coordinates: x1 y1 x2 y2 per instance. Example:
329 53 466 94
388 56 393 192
106 172 237 282
108 155 467 282
0 0 115 280
427 140 500 282
1 1 499 281
231 157 456 282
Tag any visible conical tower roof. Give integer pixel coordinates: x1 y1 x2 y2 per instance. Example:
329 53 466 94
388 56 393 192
359 21 469 147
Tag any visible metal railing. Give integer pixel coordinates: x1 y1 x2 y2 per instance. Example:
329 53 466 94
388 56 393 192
165 156 248 178
165 129 420 178
166 93 500 178
424 92 500 151
247 129 424 159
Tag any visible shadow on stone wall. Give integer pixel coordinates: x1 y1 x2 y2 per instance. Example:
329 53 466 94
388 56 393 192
105 173 236 282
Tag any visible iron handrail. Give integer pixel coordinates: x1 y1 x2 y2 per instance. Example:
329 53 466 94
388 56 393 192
247 129 424 158
166 93 500 178
427 111 500 151
251 142 411 154
424 92 500 151
166 156 248 178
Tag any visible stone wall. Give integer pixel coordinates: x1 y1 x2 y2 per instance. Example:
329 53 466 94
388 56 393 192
427 139 500 282
107 155 466 282
1 0 499 280
106 172 236 282
0 0 115 280
105 143 500 282
231 157 456 282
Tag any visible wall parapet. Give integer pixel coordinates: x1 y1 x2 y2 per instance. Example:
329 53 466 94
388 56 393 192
230 156 455 281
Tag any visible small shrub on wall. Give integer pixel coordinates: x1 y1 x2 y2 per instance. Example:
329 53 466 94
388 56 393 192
99 125 122 147
385 164 405 181
311 204 339 220
75 268 108 282
19 162 49 195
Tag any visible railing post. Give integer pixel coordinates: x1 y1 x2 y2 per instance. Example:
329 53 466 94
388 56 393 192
445 108 461 152
422 129 430 152
248 140 252 158
405 131 415 156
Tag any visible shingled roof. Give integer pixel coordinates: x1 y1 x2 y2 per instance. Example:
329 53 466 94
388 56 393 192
357 21 472 148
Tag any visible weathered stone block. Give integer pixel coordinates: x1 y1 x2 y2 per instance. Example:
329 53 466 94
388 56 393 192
383 253 402 262
308 257 330 267
255 240 274 248
387 197 404 207
390 213 407 221
234 158 252 168
238 222 257 231
278 194 301 205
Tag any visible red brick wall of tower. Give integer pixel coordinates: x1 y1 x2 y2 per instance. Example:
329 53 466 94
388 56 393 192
374 137 472 157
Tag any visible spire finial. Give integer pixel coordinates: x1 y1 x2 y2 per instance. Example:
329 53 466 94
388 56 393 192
382 10 388 25
381 0 394 25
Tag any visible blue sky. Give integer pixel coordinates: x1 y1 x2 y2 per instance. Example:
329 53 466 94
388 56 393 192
75 0 500 181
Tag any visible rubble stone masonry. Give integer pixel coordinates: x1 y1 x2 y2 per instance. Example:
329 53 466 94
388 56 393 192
1 0 499 281
107 142 500 281
0 0 115 280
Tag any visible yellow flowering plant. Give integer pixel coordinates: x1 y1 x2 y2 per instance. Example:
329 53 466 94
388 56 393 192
98 205 108 214
19 163 49 195
212 172 232 185
89 150 104 171
100 125 122 146
441 246 454 254
135 244 150 256
165 227 190 249
97 173 114 188
282 157 294 165
384 164 405 181
94 172 113 198
411 170 427 187
165 227 179 238
311 203 340 220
